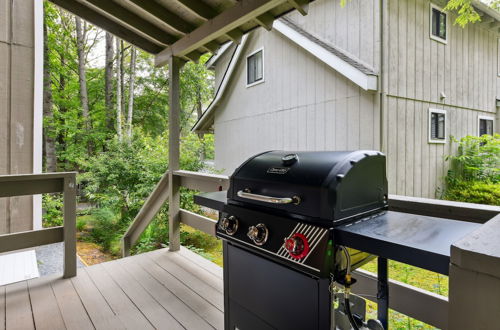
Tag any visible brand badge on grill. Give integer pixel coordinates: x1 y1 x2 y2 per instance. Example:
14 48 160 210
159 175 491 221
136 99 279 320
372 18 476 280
267 167 290 175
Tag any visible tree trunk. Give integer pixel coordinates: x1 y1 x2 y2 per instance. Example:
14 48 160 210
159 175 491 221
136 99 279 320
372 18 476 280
196 89 206 162
43 15 56 172
115 38 123 141
120 40 126 113
105 32 114 131
126 47 136 139
75 17 90 130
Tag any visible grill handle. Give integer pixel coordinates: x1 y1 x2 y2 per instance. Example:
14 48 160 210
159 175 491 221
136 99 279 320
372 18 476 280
237 190 301 205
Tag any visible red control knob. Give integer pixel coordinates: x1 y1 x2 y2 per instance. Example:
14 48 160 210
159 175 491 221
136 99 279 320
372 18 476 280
284 233 309 259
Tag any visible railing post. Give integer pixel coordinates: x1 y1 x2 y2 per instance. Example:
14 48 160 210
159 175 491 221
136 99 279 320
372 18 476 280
63 173 77 278
168 56 183 252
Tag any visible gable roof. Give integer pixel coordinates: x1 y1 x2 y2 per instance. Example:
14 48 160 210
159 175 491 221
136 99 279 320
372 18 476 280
274 17 378 91
192 17 378 133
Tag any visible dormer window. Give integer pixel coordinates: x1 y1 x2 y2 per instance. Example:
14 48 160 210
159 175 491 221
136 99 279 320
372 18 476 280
430 4 447 44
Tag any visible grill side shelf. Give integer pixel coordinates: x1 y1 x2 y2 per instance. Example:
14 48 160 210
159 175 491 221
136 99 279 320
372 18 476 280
333 211 481 275
194 191 228 211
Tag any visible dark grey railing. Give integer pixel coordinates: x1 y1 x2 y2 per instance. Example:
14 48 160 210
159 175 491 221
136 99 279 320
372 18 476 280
0 172 77 278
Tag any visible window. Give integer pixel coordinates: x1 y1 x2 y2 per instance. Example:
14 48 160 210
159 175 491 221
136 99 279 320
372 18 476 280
429 109 446 143
430 4 447 43
478 116 494 136
246 48 264 87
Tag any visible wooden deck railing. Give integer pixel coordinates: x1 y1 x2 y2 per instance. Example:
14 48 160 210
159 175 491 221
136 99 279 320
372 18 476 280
0 172 77 278
122 169 500 328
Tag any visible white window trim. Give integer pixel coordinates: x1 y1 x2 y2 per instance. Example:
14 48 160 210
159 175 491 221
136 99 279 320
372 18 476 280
428 108 447 144
478 115 495 136
246 47 265 88
430 3 448 45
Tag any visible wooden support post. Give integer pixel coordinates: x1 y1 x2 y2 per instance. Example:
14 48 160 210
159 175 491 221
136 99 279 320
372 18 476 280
168 56 183 252
63 174 77 278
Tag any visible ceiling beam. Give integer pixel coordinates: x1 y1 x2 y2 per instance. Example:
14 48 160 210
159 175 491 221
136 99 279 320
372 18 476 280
225 28 244 43
84 0 179 45
128 0 196 34
288 0 309 16
155 0 287 66
50 0 163 53
176 0 218 20
203 41 221 53
254 12 275 31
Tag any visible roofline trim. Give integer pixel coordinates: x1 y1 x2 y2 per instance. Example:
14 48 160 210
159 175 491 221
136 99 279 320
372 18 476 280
273 20 378 91
192 34 249 133
206 42 233 69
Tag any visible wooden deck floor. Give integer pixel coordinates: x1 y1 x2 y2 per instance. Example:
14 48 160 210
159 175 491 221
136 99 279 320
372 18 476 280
0 247 224 330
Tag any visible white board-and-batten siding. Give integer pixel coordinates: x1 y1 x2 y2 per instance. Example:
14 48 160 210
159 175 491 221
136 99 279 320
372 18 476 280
383 0 500 197
214 24 380 174
211 0 499 199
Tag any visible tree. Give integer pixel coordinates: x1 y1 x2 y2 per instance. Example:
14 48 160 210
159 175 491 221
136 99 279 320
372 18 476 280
43 6 56 172
105 32 114 131
115 38 123 141
75 17 90 129
444 0 500 27
126 47 136 139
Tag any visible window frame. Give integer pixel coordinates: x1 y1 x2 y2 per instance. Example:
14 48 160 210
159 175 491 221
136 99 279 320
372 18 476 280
246 47 265 88
429 3 448 44
428 108 447 144
478 115 495 136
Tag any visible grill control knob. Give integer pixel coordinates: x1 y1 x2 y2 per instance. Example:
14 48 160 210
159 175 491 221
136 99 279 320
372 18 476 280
220 216 238 235
247 223 269 246
284 233 310 259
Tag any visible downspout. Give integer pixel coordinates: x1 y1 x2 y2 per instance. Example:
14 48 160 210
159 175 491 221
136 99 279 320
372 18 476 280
379 0 387 153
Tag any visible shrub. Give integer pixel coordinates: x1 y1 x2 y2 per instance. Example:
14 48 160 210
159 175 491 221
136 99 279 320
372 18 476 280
445 134 500 184
42 194 63 227
443 180 500 205
444 134 500 205
89 208 121 252
76 217 87 232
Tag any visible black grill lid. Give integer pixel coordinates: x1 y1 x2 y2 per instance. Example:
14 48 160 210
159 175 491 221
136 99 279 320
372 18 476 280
227 150 388 222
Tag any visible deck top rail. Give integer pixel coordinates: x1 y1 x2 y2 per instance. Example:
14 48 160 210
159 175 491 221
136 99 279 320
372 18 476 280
0 172 77 278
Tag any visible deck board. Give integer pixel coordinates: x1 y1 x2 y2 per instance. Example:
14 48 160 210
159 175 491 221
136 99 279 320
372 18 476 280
51 277 94 329
149 251 224 311
5 281 35 330
137 254 224 329
0 247 224 330
28 275 66 330
119 257 214 330
70 269 126 330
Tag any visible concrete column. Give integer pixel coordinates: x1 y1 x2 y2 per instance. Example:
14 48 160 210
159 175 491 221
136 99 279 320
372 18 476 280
449 214 500 329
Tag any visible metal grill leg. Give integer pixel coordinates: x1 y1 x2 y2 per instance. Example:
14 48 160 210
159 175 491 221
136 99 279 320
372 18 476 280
377 257 389 329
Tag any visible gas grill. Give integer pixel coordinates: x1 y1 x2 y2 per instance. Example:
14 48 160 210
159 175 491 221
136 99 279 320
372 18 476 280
195 150 481 330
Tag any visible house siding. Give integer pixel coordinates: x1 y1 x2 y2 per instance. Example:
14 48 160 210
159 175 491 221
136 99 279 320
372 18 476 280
211 0 499 199
214 27 380 174
0 0 36 233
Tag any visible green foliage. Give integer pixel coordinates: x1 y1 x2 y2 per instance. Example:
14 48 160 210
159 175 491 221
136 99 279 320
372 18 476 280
445 134 500 184
42 194 63 227
88 208 120 252
444 0 499 27
444 180 500 205
76 217 87 232
444 134 500 205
